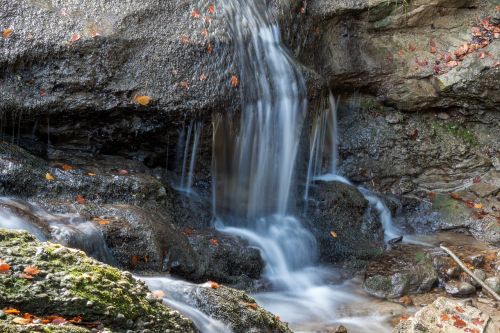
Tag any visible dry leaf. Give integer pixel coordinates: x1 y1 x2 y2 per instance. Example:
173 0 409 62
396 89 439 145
209 239 219 246
87 172 96 176
62 164 73 171
45 173 55 181
117 169 129 175
0 259 10 273
68 33 80 44
191 9 201 19
4 308 20 315
207 4 216 14
207 42 213 54
474 203 483 209
2 28 13 38
209 281 219 289
24 266 40 276
75 195 86 204
245 302 258 310
133 95 151 106
12 317 31 325
330 231 338 238
199 73 208 81
230 75 239 88
152 290 166 299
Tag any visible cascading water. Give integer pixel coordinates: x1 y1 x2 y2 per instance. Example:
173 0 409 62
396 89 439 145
177 120 202 194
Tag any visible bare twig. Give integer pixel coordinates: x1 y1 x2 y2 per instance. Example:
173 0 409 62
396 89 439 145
440 245 500 301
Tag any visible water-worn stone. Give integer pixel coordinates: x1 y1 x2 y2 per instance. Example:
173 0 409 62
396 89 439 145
363 244 438 299
0 229 196 333
302 180 384 263
484 276 500 294
444 281 476 297
393 297 490 333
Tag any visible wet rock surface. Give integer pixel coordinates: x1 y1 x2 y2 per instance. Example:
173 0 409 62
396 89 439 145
0 229 196 333
0 141 264 284
363 244 438 299
302 180 384 263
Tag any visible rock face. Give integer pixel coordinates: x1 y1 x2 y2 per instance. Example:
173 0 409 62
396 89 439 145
302 180 384 263
0 141 264 284
300 0 500 195
394 297 491 333
363 244 438 299
0 229 196 333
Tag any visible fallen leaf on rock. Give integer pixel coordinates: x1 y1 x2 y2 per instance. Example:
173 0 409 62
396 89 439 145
450 193 462 201
131 255 139 268
182 227 194 236
93 218 110 225
428 192 436 200
191 9 201 19
24 266 40 276
330 231 338 238
2 28 13 38
207 42 213 54
440 313 450 321
12 317 30 325
209 238 219 246
199 73 208 81
180 80 190 90
474 203 483 209
45 173 55 181
62 164 73 171
446 60 459 68
207 4 216 14
68 33 80 44
4 308 20 315
209 281 219 289
19 273 34 279
87 172 96 176
453 318 467 328
399 315 410 321
472 317 484 326
455 306 465 313
75 195 86 204
245 302 258 310
152 290 166 299
399 295 413 306
117 169 129 175
465 200 475 208
201 28 209 38
133 95 151 106
230 75 239 87
180 35 189 44
0 259 10 273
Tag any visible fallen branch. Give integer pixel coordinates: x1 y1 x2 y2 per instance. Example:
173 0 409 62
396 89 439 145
440 245 500 301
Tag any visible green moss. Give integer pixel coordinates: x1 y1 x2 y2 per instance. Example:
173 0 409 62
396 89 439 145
432 121 478 146
364 275 393 293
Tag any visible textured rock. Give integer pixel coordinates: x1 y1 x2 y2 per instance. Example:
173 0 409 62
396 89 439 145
0 229 196 333
484 276 500 294
444 281 476 297
393 297 490 333
363 244 438 299
301 180 384 263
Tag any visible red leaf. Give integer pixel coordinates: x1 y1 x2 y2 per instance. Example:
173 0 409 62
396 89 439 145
75 195 86 204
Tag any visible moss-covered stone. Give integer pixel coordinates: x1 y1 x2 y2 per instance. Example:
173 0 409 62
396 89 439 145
0 229 196 333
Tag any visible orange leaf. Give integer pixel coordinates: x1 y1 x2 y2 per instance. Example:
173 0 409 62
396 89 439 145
440 313 450 321
330 231 337 238
0 259 10 273
245 302 258 310
152 290 166 299
191 9 201 19
50 317 67 325
453 318 467 328
4 308 20 315
62 164 73 171
24 266 40 276
455 306 465 313
474 203 483 209
68 33 80 44
68 316 82 324
209 281 219 289
230 75 239 88
133 95 151 106
209 238 219 246
2 28 13 38
45 173 55 181
12 317 31 325
75 195 86 204
399 315 410 321
131 255 139 268
207 42 213 54
207 4 216 14
446 60 459 68
450 193 462 201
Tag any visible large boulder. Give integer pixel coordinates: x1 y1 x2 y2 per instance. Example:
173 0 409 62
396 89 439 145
0 229 196 333
302 180 384 263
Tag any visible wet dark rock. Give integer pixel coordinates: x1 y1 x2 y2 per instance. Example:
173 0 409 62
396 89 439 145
444 281 476 297
0 229 196 333
334 325 348 333
464 254 486 268
302 180 384 263
363 244 438 299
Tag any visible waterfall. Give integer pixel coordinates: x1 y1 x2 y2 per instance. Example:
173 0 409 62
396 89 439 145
177 120 202 194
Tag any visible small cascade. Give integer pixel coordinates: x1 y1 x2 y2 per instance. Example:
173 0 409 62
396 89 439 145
0 198 115 264
176 120 202 194
141 277 233 333
304 93 338 205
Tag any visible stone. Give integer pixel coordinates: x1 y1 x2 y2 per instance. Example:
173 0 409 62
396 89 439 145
469 183 500 198
301 181 384 263
363 244 438 299
386 113 403 124
464 254 486 268
484 276 500 294
437 112 450 120
334 325 348 333
393 297 490 333
444 281 476 297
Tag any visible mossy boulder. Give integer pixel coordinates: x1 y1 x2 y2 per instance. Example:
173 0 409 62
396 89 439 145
0 229 196 333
